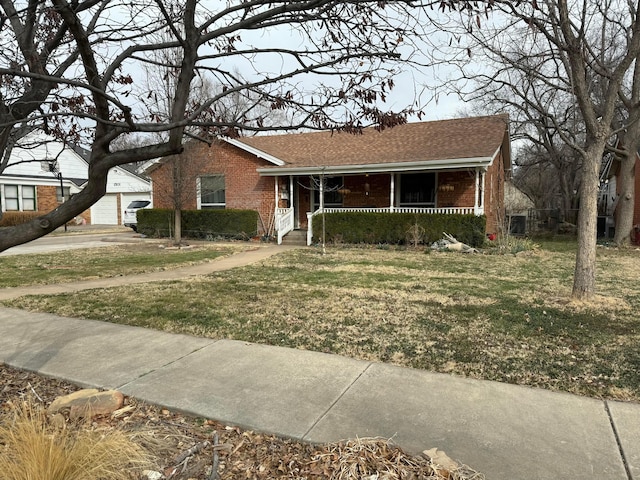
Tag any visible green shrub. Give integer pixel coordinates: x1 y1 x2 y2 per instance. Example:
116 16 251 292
312 212 486 247
0 212 40 227
137 208 259 240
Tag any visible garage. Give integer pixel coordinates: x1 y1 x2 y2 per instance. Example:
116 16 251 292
91 194 119 224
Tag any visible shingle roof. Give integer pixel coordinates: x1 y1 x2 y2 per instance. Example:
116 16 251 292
239 114 509 169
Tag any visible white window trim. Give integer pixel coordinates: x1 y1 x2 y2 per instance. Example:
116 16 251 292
197 175 226 209
1 184 36 212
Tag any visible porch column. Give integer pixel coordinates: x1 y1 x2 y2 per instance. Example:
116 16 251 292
289 175 295 227
389 174 395 212
480 170 486 215
474 168 480 214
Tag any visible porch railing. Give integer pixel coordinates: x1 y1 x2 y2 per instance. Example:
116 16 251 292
275 207 294 244
321 207 478 215
306 206 482 246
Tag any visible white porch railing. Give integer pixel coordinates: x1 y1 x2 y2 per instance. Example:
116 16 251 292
275 207 295 244
306 206 483 246
321 207 478 215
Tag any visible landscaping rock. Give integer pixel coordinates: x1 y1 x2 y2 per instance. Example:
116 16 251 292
48 388 124 419
423 448 459 476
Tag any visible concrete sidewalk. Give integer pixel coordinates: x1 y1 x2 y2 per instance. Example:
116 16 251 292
0 306 638 480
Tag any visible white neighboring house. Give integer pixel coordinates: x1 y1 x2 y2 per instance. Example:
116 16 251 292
0 132 150 225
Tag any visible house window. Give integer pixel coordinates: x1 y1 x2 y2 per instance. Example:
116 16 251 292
4 185 19 211
399 173 436 206
56 186 70 203
3 185 36 211
200 175 225 209
312 176 343 210
22 186 36 210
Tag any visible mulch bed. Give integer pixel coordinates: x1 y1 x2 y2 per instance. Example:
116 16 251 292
0 363 483 479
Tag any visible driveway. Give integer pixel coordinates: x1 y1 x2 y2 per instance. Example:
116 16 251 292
0 227 139 257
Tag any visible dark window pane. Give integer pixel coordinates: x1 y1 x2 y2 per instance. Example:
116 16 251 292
201 176 225 205
400 173 435 206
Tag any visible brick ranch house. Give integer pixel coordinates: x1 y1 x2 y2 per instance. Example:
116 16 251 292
144 114 511 244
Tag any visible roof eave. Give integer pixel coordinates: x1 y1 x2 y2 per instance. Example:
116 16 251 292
224 138 286 166
138 157 163 175
257 157 494 176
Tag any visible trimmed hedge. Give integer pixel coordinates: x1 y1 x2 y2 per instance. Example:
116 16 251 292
312 212 486 247
0 211 40 227
137 208 259 240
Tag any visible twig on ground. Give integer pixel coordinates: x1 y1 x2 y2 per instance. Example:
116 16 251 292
209 430 220 480
173 440 210 464
26 382 43 402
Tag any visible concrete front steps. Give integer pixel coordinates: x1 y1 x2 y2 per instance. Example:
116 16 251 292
280 229 307 246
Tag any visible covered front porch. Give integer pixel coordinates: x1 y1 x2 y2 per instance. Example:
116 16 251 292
268 168 487 246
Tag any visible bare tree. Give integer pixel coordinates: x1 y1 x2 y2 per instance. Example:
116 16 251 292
1 0 478 252
440 0 640 299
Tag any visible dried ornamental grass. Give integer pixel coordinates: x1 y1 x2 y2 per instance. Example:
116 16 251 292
0 399 150 480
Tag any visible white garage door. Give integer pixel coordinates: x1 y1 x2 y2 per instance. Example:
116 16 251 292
91 194 118 224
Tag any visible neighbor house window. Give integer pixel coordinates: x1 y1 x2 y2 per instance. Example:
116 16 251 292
199 175 225 209
21 186 36 210
4 185 18 210
312 176 343 210
2 185 36 211
399 173 436 206
56 186 70 203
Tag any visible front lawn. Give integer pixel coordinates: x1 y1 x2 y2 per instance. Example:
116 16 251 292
0 243 240 287
4 243 640 401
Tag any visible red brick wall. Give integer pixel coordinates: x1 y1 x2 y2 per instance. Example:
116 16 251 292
150 141 276 235
37 186 58 214
436 171 475 208
343 174 391 207
36 186 92 224
484 152 506 234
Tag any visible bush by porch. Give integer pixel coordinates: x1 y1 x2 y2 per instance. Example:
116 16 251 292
311 212 487 247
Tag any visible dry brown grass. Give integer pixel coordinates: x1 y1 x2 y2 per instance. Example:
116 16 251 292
0 399 150 480
5 242 640 401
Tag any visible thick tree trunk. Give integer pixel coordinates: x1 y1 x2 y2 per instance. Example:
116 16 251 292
613 152 636 246
572 146 602 299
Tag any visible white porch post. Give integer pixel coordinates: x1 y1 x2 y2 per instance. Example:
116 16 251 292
289 175 295 227
480 170 486 215
474 168 480 214
275 177 279 209
389 174 395 212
